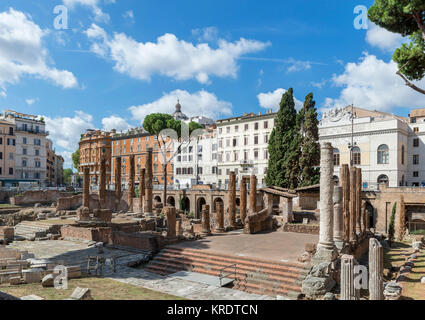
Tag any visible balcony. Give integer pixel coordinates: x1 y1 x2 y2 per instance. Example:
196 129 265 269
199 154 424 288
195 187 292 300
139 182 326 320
16 127 49 135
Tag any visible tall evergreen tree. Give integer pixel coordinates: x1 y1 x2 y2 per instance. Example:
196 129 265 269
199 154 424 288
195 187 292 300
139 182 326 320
265 88 299 188
298 93 320 186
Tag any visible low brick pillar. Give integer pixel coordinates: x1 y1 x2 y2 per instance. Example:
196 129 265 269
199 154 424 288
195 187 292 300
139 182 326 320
201 204 211 236
77 207 90 222
214 202 225 233
93 209 112 223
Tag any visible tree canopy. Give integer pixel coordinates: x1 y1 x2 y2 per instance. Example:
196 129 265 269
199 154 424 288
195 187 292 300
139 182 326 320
72 149 80 170
368 0 425 95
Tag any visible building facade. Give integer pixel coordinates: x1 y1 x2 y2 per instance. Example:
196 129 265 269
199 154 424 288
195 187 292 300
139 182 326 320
0 120 16 186
318 106 425 189
2 111 48 186
111 128 173 188
215 110 276 188
45 139 56 186
55 154 64 186
79 129 113 186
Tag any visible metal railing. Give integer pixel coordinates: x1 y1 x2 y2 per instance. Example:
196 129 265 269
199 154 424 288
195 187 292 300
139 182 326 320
219 263 237 286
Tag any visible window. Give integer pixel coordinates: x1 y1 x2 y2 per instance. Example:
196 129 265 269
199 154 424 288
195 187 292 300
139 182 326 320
9 127 13 135
244 136 248 145
23 137 27 144
414 138 419 147
233 152 238 161
352 147 361 165
254 135 259 145
34 139 41 146
0 138 2 145
402 145 405 165
233 138 238 147
333 148 340 166
176 168 181 175
244 124 249 131
254 122 259 130
413 171 419 177
34 172 40 179
22 160 27 167
35 149 39 156
264 134 269 144
411 117 417 123
226 139 230 147
9 168 13 175
23 148 27 155
219 128 222 134
226 127 230 133
254 149 259 160
377 144 389 164
226 152 230 162
0 152 2 160
264 149 268 160
9 153 13 160
235 125 239 133
264 121 268 129
413 154 420 165
414 127 419 133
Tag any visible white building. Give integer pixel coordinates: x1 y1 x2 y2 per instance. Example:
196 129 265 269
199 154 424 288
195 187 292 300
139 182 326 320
2 110 48 185
318 106 425 189
216 110 276 187
173 128 218 187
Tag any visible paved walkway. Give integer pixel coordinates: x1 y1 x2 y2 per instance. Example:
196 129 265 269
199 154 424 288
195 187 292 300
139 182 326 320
172 230 319 262
7 240 278 300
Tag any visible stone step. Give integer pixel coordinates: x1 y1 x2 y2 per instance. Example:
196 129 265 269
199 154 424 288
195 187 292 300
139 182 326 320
153 253 302 281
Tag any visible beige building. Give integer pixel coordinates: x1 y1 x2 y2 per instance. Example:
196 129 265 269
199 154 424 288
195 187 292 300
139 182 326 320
0 119 16 186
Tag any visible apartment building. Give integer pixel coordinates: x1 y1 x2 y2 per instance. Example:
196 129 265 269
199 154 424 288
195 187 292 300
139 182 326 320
2 110 48 185
0 120 16 186
111 128 173 188
79 129 113 186
215 110 276 187
46 139 56 186
55 154 64 186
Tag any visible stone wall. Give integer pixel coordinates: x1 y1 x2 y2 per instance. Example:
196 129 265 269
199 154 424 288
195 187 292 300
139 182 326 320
57 195 82 211
108 231 164 252
60 225 112 243
0 227 14 242
10 190 71 205
297 192 320 210
244 208 273 234
283 223 319 235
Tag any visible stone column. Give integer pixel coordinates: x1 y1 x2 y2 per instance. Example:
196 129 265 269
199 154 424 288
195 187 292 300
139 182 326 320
361 201 367 235
340 164 350 242
228 171 237 228
83 167 90 209
356 167 362 234
349 167 357 242
341 254 356 300
249 174 257 214
240 177 247 223
114 157 122 211
144 148 153 214
128 155 136 212
316 143 335 259
333 186 344 249
139 168 145 213
201 204 211 236
369 238 384 300
164 206 177 242
99 157 106 209
215 202 225 233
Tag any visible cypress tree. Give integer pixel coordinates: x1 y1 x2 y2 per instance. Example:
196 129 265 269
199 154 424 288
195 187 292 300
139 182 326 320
298 93 320 186
266 88 299 188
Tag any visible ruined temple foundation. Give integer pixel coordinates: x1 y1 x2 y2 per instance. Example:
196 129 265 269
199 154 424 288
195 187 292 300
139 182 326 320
144 147 153 216
201 204 211 236
314 142 337 262
369 238 384 300
214 202 225 233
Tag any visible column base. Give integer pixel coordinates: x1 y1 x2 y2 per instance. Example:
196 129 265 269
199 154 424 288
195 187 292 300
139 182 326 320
214 228 225 233
313 244 338 263
333 239 345 251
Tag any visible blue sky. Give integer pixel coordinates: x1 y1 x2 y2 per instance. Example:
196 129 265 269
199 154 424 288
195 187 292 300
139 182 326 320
1 0 424 169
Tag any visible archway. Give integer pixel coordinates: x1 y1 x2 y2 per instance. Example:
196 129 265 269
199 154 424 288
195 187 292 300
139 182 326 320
167 196 175 207
366 201 374 228
377 175 389 186
213 197 224 212
333 175 339 186
181 197 190 213
197 197 207 218
154 196 162 204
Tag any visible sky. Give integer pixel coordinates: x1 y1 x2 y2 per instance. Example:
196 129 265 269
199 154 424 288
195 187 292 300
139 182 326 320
1 0 425 169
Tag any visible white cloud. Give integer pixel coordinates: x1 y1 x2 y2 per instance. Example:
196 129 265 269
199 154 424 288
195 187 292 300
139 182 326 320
129 89 233 123
325 53 425 111
44 111 94 152
286 58 311 73
191 26 219 42
102 115 132 131
0 91 6 98
85 24 270 84
257 88 304 111
0 8 78 92
25 98 38 105
63 0 112 23
366 23 406 52
122 10 134 22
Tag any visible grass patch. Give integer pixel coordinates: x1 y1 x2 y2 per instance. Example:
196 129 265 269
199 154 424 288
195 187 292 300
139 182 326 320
0 277 186 300
0 204 19 208
384 241 425 300
410 230 425 236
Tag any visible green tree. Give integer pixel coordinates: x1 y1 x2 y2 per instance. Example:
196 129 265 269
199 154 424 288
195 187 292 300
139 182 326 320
266 88 300 189
63 168 73 185
72 149 80 170
143 113 203 206
368 1 425 95
298 93 320 187
388 202 397 247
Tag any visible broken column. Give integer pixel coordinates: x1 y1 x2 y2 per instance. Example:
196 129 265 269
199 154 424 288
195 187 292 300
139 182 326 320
99 157 106 209
83 167 90 209
249 174 257 214
361 201 367 235
128 155 136 212
333 186 344 249
349 167 357 242
215 202 225 233
201 204 211 236
356 167 362 234
369 238 384 300
139 168 145 213
340 164 350 243
144 147 153 215
164 206 177 243
315 142 336 262
114 157 122 211
228 171 237 228
341 254 356 300
240 176 248 223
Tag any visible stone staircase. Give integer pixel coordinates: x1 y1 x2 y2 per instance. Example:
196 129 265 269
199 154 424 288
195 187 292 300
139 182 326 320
14 221 59 241
145 246 308 299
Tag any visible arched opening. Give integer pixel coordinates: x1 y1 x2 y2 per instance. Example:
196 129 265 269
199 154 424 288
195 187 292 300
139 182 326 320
213 197 224 212
333 148 340 166
352 146 361 165
197 197 206 219
366 201 374 228
167 196 175 207
182 197 190 213
154 196 162 204
377 174 389 186
377 144 389 164
333 175 339 186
